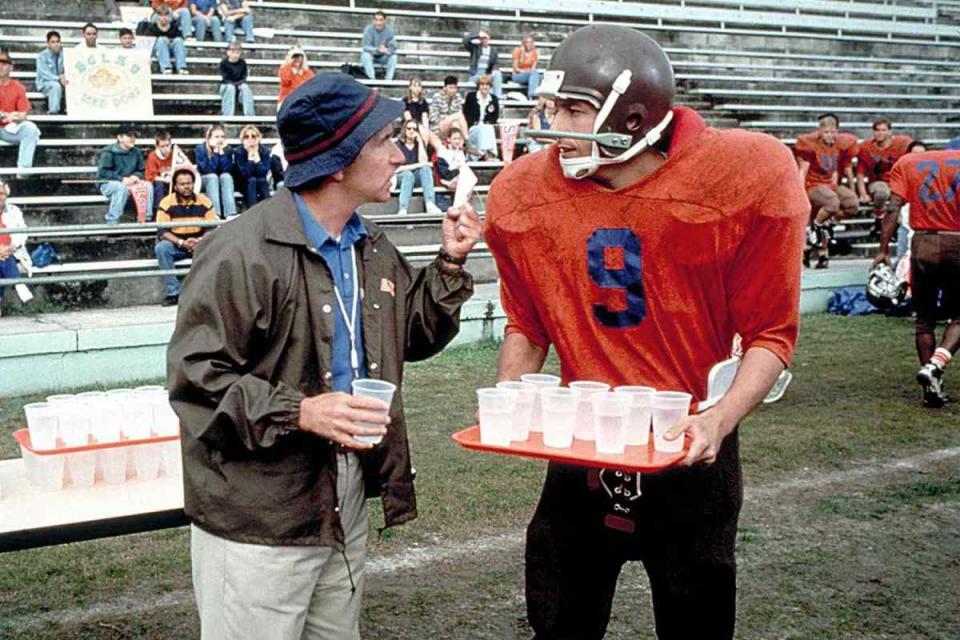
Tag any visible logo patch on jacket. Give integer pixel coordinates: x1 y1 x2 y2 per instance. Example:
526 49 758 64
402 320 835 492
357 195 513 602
380 277 396 296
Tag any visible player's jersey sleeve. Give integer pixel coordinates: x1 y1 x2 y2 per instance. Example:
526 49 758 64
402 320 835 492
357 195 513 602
888 157 912 202
725 150 808 366
856 143 872 177
793 135 816 165
484 194 551 351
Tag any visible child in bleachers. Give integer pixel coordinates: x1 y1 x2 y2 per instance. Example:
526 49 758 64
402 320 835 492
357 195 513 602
220 42 255 116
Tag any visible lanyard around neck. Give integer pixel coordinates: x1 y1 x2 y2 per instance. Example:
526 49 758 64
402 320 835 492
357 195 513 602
331 244 361 377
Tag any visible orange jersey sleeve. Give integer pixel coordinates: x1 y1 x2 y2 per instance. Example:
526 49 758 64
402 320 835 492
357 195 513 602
889 150 960 231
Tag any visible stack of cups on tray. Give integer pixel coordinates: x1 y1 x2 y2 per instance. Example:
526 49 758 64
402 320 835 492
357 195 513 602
20 385 183 491
475 376 692 454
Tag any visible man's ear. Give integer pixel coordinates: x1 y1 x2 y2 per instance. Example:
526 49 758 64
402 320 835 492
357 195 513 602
327 170 346 183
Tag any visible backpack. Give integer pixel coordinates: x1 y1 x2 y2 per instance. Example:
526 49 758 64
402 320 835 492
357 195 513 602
30 242 61 268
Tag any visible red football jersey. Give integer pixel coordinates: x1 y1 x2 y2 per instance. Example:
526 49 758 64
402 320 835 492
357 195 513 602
484 108 809 401
888 149 960 232
857 135 913 183
794 131 858 190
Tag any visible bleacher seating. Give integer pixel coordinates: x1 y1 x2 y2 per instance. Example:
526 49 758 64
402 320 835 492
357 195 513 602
1 0 959 310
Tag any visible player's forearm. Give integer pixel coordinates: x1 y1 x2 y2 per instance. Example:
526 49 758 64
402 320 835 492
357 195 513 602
709 347 784 437
496 332 547 382
877 208 900 257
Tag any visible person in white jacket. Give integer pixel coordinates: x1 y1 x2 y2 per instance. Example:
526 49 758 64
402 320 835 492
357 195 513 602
0 177 32 315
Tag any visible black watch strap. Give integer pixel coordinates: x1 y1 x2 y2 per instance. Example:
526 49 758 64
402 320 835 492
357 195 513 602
438 248 467 266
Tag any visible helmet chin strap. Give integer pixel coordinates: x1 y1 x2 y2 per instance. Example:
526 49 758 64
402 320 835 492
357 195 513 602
558 110 674 180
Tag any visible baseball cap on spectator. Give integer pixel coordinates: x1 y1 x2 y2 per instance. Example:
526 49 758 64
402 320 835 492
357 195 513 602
277 72 404 190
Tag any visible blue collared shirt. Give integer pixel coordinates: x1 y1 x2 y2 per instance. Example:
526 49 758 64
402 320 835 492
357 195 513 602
294 193 368 393
36 48 64 86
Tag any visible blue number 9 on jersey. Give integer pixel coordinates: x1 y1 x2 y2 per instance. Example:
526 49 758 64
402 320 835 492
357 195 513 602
587 228 647 328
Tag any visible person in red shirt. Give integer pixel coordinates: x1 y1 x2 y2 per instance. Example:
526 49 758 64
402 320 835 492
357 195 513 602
145 129 175 216
874 149 960 408
856 118 912 231
486 25 808 640
794 113 859 268
511 33 540 99
277 46 314 106
0 48 40 171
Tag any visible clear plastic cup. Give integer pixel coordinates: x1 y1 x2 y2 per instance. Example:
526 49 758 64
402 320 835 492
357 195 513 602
569 381 610 441
45 394 76 405
97 448 128 485
56 398 91 448
88 398 123 443
539 387 578 449
123 396 155 440
652 391 692 453
519 373 561 432
132 443 162 481
613 386 656 446
160 439 182 478
351 378 396 445
495 381 537 442
136 387 179 436
477 388 518 446
27 451 65 491
24 402 59 450
592 393 630 455
65 451 97 488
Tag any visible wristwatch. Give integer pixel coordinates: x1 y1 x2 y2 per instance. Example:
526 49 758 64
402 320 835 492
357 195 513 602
438 248 466 266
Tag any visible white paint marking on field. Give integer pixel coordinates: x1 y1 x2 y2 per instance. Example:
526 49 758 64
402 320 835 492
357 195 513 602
4 446 959 633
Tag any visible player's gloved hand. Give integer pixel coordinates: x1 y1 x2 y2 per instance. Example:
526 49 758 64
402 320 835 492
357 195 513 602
871 252 890 268
298 392 390 450
442 203 482 261
664 409 735 466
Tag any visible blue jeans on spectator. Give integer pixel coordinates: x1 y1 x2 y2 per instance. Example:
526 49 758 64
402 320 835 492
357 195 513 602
0 255 19 301
469 70 503 98
100 180 154 224
512 70 541 98
468 124 498 160
202 173 237 217
360 51 397 81
397 167 436 212
0 121 39 169
243 176 271 209
192 15 222 41
155 37 187 72
155 240 189 298
896 224 910 259
220 83 255 116
37 80 63 114
225 15 255 43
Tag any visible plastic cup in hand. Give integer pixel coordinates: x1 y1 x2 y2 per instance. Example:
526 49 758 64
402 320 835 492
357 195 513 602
652 391 692 453
476 388 518 446
519 373 561 432
592 392 630 455
539 387 578 449
495 381 537 441
613 386 656 446
24 403 59 450
569 381 610 441
55 398 91 448
351 378 395 445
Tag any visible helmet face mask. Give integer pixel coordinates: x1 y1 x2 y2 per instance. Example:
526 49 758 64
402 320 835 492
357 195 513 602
867 263 908 310
529 26 676 180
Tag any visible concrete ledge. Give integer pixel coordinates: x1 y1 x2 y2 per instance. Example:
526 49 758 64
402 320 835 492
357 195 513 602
0 265 871 397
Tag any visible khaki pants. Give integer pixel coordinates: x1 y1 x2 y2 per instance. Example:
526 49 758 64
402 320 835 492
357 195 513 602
192 453 368 640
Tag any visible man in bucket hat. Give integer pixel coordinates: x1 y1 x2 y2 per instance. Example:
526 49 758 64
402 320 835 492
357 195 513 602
167 72 482 639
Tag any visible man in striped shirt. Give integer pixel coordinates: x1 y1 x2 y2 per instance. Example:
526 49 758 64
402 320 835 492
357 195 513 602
155 167 218 305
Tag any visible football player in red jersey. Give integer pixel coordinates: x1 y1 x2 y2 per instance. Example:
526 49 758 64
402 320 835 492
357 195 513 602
874 149 960 408
856 118 913 236
794 113 860 268
484 25 808 640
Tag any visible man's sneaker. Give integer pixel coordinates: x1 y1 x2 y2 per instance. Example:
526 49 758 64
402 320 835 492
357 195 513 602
806 223 824 247
178 68 190 75
425 201 442 215
162 295 179 307
815 255 830 269
917 363 946 408
161 68 173 75
396 208 407 216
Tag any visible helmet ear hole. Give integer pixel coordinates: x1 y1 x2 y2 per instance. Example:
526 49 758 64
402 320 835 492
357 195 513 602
625 104 647 133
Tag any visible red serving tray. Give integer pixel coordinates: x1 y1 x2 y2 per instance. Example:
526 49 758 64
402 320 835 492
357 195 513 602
13 428 179 455
452 425 689 472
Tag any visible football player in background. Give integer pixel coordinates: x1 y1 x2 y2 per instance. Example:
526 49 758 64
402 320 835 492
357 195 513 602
485 25 808 640
874 148 960 408
856 118 912 237
794 113 860 269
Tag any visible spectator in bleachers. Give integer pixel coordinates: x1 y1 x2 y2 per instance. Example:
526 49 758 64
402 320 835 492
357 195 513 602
97 127 153 224
0 178 28 317
511 33 540 99
361 10 398 82
428 75 468 140
234 124 271 208
81 23 98 49
220 42 255 116
395 120 442 216
151 0 193 39
219 0 255 44
149 6 190 75
36 31 67 115
146 130 175 215
856 118 912 236
0 49 40 173
119 28 136 49
435 128 467 195
190 0 223 42
155 167 217 305
403 76 430 139
525 96 555 154
277 46 313 106
195 124 236 218
464 75 499 161
794 113 859 269
463 30 502 98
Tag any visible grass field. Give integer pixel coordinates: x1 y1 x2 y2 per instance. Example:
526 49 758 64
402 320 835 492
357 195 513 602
1 314 958 639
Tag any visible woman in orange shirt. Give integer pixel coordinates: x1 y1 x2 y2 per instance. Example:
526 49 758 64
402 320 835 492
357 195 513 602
277 46 313 106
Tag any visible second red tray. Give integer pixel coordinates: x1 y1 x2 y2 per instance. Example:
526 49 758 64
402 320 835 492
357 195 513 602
452 425 688 472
